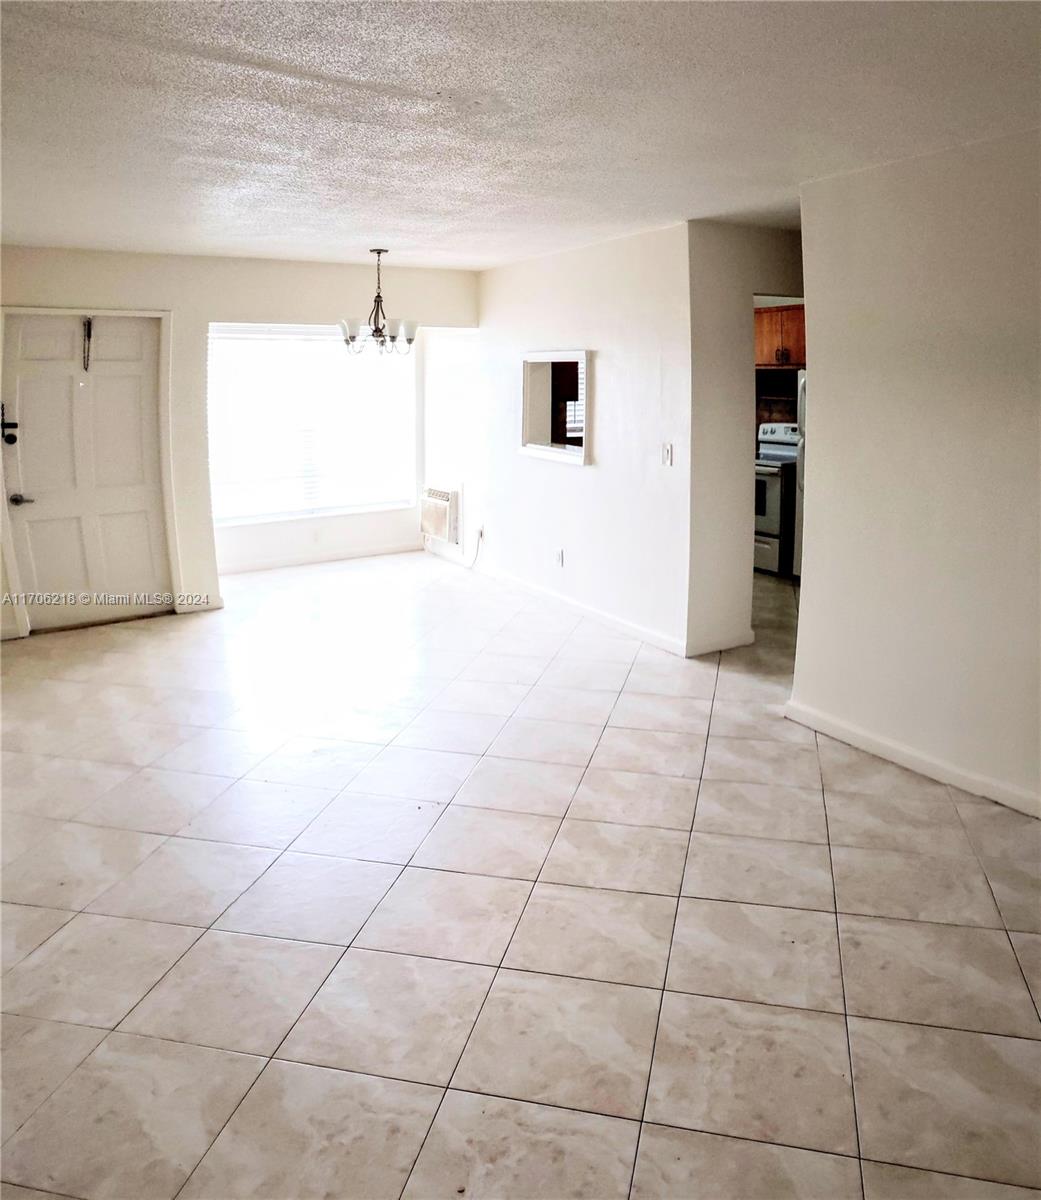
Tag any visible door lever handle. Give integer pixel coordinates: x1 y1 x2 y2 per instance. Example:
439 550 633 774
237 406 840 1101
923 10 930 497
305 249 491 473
8 494 35 506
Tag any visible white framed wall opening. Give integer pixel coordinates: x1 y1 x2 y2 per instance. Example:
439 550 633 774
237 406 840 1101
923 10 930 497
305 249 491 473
206 322 422 573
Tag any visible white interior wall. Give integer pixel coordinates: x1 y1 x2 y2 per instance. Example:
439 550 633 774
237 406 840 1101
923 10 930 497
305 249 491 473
421 328 484 567
425 225 693 651
0 246 477 601
686 221 804 654
791 130 1040 815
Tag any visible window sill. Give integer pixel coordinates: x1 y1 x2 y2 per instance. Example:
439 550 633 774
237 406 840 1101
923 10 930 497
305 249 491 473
519 443 590 466
214 501 416 530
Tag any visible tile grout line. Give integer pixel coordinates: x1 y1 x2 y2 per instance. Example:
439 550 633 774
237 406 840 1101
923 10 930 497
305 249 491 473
0 916 206 1148
5 739 387 1161
818 731 867 1200
164 692 492 1200
11 942 1041 1046
12 741 803 842
6 710 1031 1142
1 773 256 1140
394 614 647 1196
5 572 1039 1195
949 790 1041 1027
167 743 443 1199
16 875 1027 930
6 1038 1039 1198
7 788 1013 877
625 643 720 1200
3 734 398 1177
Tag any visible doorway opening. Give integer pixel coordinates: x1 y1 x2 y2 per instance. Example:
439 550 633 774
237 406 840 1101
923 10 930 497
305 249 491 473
752 294 805 666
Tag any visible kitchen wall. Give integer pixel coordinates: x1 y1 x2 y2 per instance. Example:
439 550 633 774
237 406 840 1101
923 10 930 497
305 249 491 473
425 224 694 651
791 130 1040 815
686 221 804 653
0 246 478 606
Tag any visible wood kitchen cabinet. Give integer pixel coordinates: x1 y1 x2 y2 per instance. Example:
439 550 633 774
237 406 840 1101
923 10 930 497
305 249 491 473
755 304 805 367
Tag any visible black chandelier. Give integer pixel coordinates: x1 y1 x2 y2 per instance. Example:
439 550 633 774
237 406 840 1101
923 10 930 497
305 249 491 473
339 249 418 355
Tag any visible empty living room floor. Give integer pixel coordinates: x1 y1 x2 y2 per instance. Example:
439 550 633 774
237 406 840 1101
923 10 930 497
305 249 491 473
1 552 1039 1199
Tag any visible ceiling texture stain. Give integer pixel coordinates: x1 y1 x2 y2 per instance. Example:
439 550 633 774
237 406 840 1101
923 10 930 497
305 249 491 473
2 1 1038 268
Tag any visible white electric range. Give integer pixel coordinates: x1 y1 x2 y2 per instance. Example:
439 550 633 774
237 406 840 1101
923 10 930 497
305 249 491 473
755 420 802 576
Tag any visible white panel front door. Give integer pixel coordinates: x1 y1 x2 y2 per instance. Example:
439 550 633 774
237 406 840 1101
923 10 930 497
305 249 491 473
2 313 172 631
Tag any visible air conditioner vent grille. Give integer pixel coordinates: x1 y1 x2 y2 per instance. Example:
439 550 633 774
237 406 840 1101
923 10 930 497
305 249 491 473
421 487 460 545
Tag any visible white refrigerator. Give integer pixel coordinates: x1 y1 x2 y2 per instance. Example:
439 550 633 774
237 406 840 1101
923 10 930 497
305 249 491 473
794 370 806 577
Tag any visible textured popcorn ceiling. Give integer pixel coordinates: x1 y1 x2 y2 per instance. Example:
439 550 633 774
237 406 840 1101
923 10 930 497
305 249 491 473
2 1 1037 268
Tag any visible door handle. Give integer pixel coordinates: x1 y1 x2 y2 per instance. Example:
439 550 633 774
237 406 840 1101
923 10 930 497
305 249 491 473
8 493 35 506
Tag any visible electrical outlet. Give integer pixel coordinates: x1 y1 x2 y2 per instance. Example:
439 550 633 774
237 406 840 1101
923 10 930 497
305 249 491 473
554 548 565 567
661 442 674 467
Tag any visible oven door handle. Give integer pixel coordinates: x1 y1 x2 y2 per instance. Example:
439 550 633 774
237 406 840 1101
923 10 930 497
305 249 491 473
755 465 780 476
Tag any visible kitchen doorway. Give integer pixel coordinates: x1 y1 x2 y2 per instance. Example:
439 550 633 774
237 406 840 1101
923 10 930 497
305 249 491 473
752 294 804 662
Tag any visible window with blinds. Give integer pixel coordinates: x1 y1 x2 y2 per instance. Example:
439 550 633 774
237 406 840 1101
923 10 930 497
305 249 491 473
551 360 584 446
207 323 416 524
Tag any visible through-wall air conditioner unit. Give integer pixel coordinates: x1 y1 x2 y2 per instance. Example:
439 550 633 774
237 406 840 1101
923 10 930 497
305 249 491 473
421 487 459 545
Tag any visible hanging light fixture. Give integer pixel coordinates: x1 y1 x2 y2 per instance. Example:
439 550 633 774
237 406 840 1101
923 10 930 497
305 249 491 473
339 249 418 355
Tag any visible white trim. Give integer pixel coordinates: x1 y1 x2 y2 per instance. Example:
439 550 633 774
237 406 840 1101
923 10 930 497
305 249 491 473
154 313 191 611
519 444 586 466
471 558 688 657
0 306 188 620
219 537 423 575
0 319 30 639
785 698 1041 819
209 322 342 342
0 483 30 640
215 499 416 530
0 306 171 318
523 350 590 362
414 333 427 522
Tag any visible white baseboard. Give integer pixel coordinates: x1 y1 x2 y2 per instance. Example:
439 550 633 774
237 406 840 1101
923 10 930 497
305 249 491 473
0 596 227 636
422 533 472 569
686 627 755 657
218 539 423 576
470 560 688 657
785 698 1040 820
175 596 225 615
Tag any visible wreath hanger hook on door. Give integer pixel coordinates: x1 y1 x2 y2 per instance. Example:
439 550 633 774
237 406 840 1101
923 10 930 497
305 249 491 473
82 316 93 372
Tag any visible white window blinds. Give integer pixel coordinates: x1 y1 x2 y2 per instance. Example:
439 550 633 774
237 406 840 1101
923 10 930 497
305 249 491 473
207 323 416 524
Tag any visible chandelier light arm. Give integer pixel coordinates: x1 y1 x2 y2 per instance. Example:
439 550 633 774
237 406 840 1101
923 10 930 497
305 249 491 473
368 292 385 337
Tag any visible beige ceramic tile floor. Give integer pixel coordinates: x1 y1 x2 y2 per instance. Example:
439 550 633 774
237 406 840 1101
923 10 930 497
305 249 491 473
2 553 1039 1200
